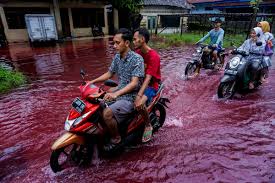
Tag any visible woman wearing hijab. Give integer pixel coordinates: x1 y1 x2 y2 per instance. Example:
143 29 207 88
257 21 274 82
237 27 266 89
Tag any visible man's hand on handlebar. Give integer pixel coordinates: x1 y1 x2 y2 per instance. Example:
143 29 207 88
104 92 118 101
212 44 217 48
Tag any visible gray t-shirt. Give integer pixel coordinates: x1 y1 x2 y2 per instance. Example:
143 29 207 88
109 50 144 102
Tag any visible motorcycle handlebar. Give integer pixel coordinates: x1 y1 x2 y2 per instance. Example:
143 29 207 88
231 49 249 56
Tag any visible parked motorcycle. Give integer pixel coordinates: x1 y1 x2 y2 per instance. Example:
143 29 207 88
185 43 227 78
50 70 169 173
92 25 104 37
217 48 264 99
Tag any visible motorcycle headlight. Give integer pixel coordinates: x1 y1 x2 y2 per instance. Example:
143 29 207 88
229 57 240 69
196 47 202 53
73 116 83 126
64 121 71 131
64 116 82 131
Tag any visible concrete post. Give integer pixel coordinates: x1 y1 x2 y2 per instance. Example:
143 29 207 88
53 0 62 38
114 8 119 31
104 6 109 35
68 8 74 37
0 6 9 43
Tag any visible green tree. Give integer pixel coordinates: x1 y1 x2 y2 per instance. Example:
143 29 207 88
247 0 262 38
109 0 143 30
109 0 143 13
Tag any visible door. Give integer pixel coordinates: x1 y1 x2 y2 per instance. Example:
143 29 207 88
42 16 57 40
28 17 43 40
148 16 156 30
60 8 71 37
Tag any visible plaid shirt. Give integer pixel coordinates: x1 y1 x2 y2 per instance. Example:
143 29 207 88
109 50 144 102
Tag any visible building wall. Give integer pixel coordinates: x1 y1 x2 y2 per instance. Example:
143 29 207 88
190 4 222 14
140 6 189 30
0 1 52 42
0 0 113 43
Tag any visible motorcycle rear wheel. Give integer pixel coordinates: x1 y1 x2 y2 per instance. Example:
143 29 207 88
185 62 198 78
151 103 166 132
217 81 236 99
50 144 93 173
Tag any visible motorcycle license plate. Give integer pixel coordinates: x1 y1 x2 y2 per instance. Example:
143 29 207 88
72 98 86 113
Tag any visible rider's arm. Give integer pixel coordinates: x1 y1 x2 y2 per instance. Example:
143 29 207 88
199 31 211 43
237 39 249 52
91 71 113 84
114 76 140 97
137 74 152 97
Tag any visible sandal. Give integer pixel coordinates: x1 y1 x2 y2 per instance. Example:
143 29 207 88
142 126 153 143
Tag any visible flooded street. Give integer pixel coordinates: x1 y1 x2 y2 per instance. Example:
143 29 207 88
1 38 275 182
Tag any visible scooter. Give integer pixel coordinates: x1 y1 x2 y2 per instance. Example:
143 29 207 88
50 70 169 173
185 43 227 78
217 48 264 99
92 25 104 37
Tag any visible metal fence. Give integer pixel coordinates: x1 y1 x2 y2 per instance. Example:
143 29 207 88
181 13 275 36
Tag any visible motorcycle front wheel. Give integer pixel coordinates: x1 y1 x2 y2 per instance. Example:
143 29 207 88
217 81 236 99
50 143 93 173
185 62 198 78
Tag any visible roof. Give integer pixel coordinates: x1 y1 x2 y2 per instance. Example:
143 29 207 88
187 0 220 4
188 0 275 5
143 0 189 8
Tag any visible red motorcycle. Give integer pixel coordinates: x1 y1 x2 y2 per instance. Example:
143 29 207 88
50 70 169 173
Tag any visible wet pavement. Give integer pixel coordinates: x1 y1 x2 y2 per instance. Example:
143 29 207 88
0 38 275 183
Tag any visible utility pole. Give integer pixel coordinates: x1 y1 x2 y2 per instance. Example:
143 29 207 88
246 0 262 39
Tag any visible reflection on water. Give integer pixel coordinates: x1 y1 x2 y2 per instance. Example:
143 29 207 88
0 40 275 182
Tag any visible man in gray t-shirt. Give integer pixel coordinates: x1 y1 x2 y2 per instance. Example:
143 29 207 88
91 28 144 152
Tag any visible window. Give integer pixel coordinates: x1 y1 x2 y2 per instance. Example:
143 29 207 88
72 8 104 28
161 16 180 27
4 7 50 29
148 16 156 29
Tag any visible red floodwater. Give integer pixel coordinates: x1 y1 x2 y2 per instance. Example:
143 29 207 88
0 39 275 183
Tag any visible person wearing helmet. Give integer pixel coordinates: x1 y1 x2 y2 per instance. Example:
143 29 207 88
237 27 266 89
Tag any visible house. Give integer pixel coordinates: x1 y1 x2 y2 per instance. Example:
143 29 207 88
140 0 192 33
188 0 275 14
0 0 119 43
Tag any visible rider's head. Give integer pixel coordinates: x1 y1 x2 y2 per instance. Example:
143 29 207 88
257 21 270 33
213 18 222 29
133 28 150 50
250 27 263 41
113 28 133 54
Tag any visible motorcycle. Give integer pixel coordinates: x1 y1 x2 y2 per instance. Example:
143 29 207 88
217 47 264 99
50 70 169 173
185 43 227 78
92 25 104 37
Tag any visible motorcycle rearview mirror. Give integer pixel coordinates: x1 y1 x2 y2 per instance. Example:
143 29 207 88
104 79 118 87
256 41 262 46
80 68 86 79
